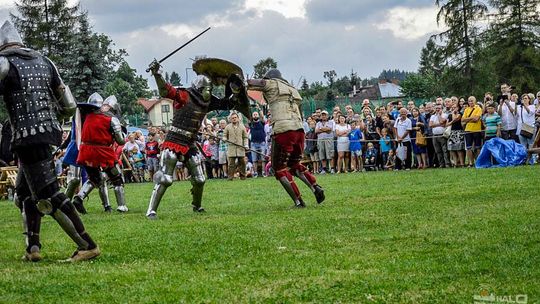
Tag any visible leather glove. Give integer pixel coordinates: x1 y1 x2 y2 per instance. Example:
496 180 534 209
148 59 162 76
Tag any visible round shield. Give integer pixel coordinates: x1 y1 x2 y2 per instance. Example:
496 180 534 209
192 58 244 85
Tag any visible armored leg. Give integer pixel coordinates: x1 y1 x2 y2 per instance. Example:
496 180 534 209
105 164 128 212
290 163 325 204
98 183 112 212
187 153 206 212
275 169 304 207
20 156 99 260
16 159 42 261
72 180 95 214
65 166 81 199
146 149 177 219
271 139 304 207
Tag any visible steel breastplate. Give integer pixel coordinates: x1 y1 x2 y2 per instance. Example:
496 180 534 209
166 88 209 144
4 55 60 140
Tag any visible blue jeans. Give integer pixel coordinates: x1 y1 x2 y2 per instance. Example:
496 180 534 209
250 142 266 161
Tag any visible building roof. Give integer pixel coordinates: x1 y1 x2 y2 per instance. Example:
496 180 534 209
248 90 265 105
378 82 403 98
138 97 172 112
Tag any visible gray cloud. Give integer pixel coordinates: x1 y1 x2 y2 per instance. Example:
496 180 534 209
80 0 242 33
306 0 435 23
113 9 428 90
1 0 433 89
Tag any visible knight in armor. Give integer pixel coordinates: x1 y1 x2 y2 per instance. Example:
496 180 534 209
73 95 128 214
63 93 114 212
0 21 100 262
146 58 249 219
248 69 325 207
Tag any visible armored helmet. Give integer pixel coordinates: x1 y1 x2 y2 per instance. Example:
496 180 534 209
192 75 212 101
263 68 286 82
85 92 104 108
0 21 24 52
103 95 122 116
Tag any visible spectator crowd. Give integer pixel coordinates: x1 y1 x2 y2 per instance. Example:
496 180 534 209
46 84 539 183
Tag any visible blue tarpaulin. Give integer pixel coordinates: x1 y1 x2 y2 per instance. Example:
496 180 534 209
475 138 527 168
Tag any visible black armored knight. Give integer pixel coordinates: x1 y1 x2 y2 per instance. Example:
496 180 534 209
0 21 100 262
145 58 250 219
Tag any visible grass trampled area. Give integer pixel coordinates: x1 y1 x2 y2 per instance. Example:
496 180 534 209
0 166 538 303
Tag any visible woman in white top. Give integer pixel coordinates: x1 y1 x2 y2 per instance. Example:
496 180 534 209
334 114 351 173
517 93 537 149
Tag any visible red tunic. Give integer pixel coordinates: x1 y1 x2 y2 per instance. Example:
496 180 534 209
161 83 191 155
77 112 116 168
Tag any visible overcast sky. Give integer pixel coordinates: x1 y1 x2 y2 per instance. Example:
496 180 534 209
0 0 443 88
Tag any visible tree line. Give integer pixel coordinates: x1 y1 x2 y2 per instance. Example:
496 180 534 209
401 0 539 99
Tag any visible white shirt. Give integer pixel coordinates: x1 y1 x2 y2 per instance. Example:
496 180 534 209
499 101 517 131
334 123 351 138
123 141 140 153
394 117 412 142
516 105 536 134
429 113 448 135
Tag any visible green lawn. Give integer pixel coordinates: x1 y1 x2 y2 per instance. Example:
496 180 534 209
0 166 539 303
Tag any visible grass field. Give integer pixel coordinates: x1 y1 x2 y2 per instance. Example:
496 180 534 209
0 166 539 303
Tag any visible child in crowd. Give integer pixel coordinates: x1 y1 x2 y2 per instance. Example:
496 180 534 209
176 161 186 181
130 147 145 182
245 156 254 178
379 128 392 167
482 103 501 141
384 149 396 170
349 120 363 172
364 142 378 170
208 137 220 178
145 133 160 180
305 120 319 173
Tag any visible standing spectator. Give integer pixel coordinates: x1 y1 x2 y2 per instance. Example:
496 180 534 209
123 134 140 155
516 93 537 155
393 108 413 170
424 102 437 167
411 108 428 169
248 110 266 177
483 103 502 141
497 84 518 141
407 100 415 114
379 128 392 167
315 110 335 174
447 103 466 168
381 114 395 139
443 98 453 114
349 120 364 172
429 104 450 168
461 96 483 167
224 112 248 180
217 119 228 178
145 133 160 180
207 137 219 178
334 115 351 173
305 120 319 174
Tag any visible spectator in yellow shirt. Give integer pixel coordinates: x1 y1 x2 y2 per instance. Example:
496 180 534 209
461 96 483 167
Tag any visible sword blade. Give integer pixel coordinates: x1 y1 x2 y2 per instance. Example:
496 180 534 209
158 27 211 64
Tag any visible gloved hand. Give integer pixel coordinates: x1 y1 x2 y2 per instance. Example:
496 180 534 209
148 59 162 76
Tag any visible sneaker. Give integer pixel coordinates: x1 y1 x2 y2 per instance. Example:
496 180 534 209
22 246 42 262
67 246 100 262
103 206 113 213
146 212 158 220
313 185 325 204
116 205 129 213
330 169 335 174
72 196 87 214
319 170 326 175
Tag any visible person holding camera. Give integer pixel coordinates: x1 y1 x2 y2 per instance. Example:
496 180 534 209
497 84 518 141
517 94 537 155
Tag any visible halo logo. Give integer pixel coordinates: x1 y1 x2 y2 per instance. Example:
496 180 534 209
473 284 528 304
